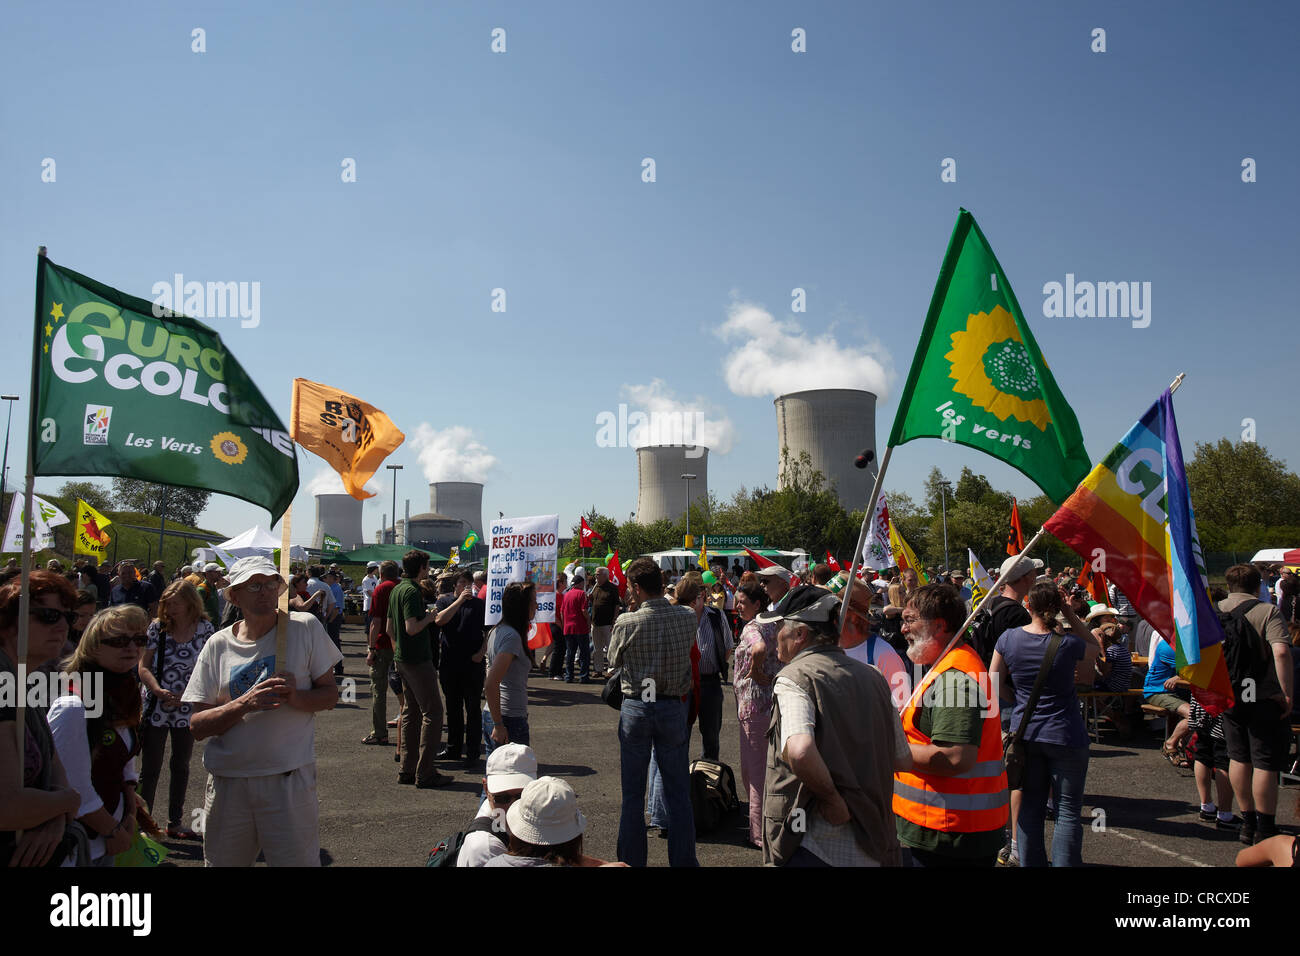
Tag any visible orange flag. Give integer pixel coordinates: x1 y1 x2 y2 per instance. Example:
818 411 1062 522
1007 498 1024 556
1076 564 1110 606
290 378 405 500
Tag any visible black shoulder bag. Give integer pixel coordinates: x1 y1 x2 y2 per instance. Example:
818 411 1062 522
1002 632 1062 790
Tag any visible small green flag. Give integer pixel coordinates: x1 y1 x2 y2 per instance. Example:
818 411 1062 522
889 210 1090 503
462 530 479 550
32 256 299 521
323 534 341 553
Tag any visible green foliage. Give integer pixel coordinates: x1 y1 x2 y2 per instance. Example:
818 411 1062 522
110 479 212 527
1186 439 1300 548
57 481 111 513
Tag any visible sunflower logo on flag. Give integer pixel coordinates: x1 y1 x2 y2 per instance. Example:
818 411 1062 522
945 305 1052 431
210 431 248 465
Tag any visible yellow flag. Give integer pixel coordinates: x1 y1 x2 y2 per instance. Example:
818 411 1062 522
290 379 405 500
74 499 112 557
888 519 928 583
968 548 995 605
698 538 709 571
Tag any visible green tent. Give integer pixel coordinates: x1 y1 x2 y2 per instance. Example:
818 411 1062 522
337 544 447 564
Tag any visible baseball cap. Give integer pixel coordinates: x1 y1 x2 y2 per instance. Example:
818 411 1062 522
755 584 841 631
505 777 587 847
572 567 586 579
486 743 538 794
998 555 1044 584
367 561 380 569
754 565 793 584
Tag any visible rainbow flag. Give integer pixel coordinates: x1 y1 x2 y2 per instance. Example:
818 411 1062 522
1044 390 1233 713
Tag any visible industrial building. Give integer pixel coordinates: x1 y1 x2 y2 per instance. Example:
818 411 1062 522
311 494 364 551
635 445 710 525
774 388 878 512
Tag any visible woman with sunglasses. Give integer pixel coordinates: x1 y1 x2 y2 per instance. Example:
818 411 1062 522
137 580 213 840
0 571 86 867
49 604 150 865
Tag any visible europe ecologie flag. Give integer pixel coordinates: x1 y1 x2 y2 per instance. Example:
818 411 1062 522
1044 390 1233 713
32 255 299 521
890 210 1091 504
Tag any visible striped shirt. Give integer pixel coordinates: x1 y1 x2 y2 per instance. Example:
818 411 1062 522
608 597 697 698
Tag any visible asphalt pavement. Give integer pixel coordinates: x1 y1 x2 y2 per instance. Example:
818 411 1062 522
152 622 1296 867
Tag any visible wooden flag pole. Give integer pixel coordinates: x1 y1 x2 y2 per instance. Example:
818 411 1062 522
838 445 893 633
275 504 292 669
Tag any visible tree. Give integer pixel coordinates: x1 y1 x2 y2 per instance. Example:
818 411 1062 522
110 479 212 527
1186 439 1300 533
57 481 111 513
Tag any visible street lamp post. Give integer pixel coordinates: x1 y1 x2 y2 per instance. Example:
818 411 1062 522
387 464 403 545
680 473 696 546
1 395 18 498
939 479 952 573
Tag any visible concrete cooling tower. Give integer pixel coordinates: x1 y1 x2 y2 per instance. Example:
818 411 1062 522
636 445 710 525
312 494 364 551
429 482 484 537
774 389 878 512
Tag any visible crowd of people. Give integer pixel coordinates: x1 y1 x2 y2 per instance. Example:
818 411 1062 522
2 546 1296 868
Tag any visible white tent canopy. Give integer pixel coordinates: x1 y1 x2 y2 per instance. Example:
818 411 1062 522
215 525 280 557
641 548 804 571
1250 549 1296 563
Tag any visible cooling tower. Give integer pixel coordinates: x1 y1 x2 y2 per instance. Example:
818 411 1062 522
774 389 878 512
402 513 466 556
429 482 484 537
635 445 710 525
312 494 364 551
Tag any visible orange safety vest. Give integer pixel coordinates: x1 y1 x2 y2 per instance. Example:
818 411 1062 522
893 642 1008 833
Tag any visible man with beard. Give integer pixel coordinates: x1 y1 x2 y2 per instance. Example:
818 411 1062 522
892 584 1008 867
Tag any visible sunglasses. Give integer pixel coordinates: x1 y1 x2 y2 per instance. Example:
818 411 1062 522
101 634 149 648
30 607 78 627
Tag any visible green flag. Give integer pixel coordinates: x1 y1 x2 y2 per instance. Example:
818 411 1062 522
889 210 1090 503
462 530 479 550
323 533 341 553
32 255 299 521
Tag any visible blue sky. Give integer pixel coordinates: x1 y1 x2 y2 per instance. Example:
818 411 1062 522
2 1 1296 548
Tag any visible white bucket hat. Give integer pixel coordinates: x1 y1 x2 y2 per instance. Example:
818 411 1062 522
505 776 587 846
222 555 286 600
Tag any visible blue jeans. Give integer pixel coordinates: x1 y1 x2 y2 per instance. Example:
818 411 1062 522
617 698 697 867
1017 741 1089 867
647 748 667 827
565 633 591 681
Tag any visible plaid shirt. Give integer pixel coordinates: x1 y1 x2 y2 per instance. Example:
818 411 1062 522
608 597 697 698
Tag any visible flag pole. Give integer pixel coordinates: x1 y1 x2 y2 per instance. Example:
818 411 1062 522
15 247 48 801
837 446 893 633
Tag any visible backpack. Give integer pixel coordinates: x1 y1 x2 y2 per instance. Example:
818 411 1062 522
689 758 739 835
970 595 1025 665
1218 600 1279 703
426 815 503 867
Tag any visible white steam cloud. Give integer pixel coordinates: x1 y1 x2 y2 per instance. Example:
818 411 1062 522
717 301 891 399
620 379 736 454
410 424 498 484
304 466 379 498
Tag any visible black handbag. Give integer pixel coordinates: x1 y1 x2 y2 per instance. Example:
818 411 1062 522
1002 633 1062 790
601 669 624 710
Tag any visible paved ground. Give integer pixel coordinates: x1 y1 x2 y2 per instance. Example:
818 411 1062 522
153 622 1297 867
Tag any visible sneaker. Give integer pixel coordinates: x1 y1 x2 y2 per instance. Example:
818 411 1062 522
996 842 1019 866
1216 815 1243 831
1239 823 1256 845
397 773 415 785
416 773 454 789
1198 808 1217 823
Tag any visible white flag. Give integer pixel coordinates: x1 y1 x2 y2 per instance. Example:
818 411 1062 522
968 548 996 605
2 494 67 552
860 492 894 571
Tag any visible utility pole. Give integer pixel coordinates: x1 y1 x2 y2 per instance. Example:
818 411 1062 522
387 465 403 545
939 479 952 573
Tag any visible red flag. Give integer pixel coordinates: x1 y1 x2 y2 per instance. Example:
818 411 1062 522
579 516 604 548
1007 498 1024 556
743 546 775 569
825 551 842 573
1077 564 1110 606
527 621 553 650
606 550 627 599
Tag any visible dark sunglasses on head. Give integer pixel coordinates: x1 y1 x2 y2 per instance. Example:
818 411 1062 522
30 607 78 627
101 634 149 648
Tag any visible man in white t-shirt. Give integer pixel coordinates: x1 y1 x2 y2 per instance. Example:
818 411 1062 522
184 556 342 866
361 562 380 617
457 743 538 867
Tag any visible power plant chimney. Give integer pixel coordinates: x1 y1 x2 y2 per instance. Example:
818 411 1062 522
774 388 878 512
635 445 710 525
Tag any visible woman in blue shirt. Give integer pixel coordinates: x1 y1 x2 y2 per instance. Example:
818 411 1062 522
991 582 1098 867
